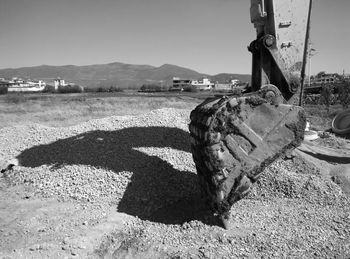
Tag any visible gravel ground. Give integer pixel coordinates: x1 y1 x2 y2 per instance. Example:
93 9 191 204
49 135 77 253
1 108 350 258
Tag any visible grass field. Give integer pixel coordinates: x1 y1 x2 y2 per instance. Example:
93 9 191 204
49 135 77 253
0 92 344 131
0 92 204 128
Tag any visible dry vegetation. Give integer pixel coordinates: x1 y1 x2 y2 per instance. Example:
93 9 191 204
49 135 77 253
305 104 344 131
0 92 344 131
0 92 201 129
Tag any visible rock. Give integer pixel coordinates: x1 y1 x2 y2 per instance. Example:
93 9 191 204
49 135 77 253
8 158 19 167
62 237 69 245
319 131 330 138
78 244 87 249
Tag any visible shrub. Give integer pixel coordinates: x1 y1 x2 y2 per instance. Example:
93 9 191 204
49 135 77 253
0 85 8 95
84 87 95 93
43 85 56 93
91 86 123 93
319 85 334 112
140 84 167 92
304 94 320 105
97 87 108 93
108 86 123 92
57 84 84 93
183 85 198 92
337 81 350 108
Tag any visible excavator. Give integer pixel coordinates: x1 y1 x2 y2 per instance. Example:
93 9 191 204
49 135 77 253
189 0 313 229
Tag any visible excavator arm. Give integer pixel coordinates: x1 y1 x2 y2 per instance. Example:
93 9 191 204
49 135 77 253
249 0 313 103
189 0 312 229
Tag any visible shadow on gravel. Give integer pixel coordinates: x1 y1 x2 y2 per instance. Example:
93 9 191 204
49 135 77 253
16 127 217 226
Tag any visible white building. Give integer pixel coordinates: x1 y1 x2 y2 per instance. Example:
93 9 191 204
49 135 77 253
191 78 214 91
214 83 233 91
343 74 350 81
8 78 46 92
231 79 240 86
214 79 242 91
54 78 68 89
311 73 338 85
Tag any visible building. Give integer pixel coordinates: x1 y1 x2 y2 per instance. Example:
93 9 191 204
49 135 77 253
54 78 68 89
5 78 46 92
28 80 46 88
214 83 233 91
214 79 241 91
231 79 240 86
170 77 191 91
343 74 350 81
311 73 339 85
190 78 214 91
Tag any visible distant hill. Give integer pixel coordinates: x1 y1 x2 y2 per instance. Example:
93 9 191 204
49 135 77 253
0 62 251 89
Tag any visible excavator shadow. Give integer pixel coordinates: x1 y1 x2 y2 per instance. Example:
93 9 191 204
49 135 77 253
16 126 217 226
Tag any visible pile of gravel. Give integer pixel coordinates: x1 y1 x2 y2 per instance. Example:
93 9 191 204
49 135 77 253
6 165 133 204
1 108 350 258
116 155 349 258
249 156 345 204
314 132 349 149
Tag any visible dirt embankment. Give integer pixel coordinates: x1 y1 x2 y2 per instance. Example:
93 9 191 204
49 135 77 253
0 108 349 258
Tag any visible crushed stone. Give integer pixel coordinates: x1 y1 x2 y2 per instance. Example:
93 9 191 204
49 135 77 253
1 108 349 258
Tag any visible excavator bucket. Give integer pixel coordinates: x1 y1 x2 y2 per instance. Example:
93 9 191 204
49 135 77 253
189 94 306 228
189 0 312 228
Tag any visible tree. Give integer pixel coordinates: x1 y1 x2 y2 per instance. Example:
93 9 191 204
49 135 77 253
316 71 326 78
139 83 164 92
108 86 122 92
57 84 83 93
338 81 350 108
0 85 8 95
319 85 333 112
42 85 56 93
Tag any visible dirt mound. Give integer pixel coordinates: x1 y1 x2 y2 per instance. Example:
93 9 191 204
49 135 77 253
250 156 345 203
1 108 349 258
314 132 349 149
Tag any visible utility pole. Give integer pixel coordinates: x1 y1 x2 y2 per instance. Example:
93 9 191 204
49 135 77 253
308 44 316 87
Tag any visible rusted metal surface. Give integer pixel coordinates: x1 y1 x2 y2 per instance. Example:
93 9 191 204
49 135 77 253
249 0 312 103
189 93 306 228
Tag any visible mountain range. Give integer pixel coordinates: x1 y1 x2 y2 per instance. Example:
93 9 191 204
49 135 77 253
0 62 251 89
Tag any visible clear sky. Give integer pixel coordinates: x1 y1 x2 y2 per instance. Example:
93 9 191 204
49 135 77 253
0 0 349 75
